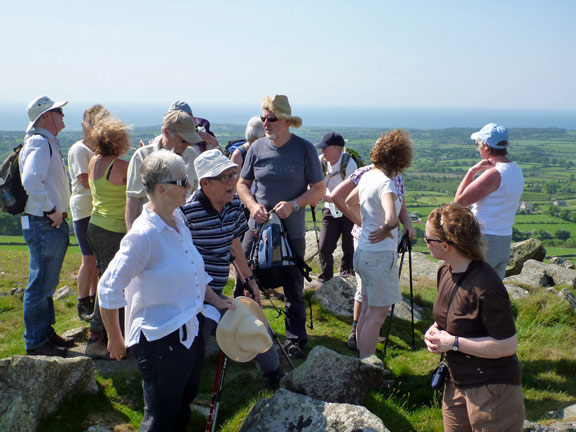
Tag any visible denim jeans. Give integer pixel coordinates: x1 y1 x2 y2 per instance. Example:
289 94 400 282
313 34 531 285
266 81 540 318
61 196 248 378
23 215 69 350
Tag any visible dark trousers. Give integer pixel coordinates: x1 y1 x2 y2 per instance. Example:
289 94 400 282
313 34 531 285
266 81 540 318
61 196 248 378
133 316 205 432
242 228 308 345
318 208 354 282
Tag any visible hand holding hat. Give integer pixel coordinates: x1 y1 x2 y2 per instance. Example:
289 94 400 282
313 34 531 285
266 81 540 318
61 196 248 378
216 297 273 362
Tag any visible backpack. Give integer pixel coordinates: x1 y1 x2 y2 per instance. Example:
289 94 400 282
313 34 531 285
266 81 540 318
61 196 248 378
0 135 52 215
225 139 247 159
321 148 365 180
249 211 312 289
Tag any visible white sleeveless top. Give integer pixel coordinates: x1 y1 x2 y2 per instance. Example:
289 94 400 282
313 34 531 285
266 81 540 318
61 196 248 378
471 162 524 236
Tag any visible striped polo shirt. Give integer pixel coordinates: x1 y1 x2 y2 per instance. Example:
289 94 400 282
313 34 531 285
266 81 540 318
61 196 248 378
181 190 248 293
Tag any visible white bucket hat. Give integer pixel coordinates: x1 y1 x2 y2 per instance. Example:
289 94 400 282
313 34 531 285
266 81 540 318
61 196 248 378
26 96 68 133
216 297 273 362
194 149 238 181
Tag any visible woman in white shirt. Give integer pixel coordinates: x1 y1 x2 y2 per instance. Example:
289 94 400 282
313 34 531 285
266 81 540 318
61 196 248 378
98 150 232 432
346 129 413 358
454 124 524 280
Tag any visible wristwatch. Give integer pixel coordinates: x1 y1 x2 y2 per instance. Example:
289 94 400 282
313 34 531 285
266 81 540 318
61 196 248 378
292 200 300 212
452 336 460 352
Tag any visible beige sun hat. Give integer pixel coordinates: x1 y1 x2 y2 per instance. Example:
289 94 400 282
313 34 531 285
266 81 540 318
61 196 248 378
26 96 68 133
162 109 203 144
261 95 302 128
216 297 273 362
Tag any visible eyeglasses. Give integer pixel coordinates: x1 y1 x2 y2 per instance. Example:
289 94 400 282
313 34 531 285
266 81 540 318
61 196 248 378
164 176 189 187
50 108 64 115
424 234 444 245
208 172 239 183
260 115 279 123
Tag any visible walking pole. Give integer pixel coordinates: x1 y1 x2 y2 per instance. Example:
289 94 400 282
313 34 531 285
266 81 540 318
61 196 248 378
206 350 228 432
231 260 295 370
310 205 321 261
407 235 416 350
382 233 410 356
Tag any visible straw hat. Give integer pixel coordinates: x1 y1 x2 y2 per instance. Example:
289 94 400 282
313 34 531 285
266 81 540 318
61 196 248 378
261 95 302 128
216 297 273 362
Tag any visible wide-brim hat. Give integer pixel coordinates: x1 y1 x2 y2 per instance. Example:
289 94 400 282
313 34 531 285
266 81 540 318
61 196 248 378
26 96 68 133
261 95 302 128
162 109 203 144
194 149 238 181
470 123 509 149
216 297 273 362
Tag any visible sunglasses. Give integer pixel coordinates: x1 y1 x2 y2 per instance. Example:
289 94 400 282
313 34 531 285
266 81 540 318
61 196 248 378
424 234 444 245
50 107 64 115
208 172 239 183
164 176 189 187
260 115 279 123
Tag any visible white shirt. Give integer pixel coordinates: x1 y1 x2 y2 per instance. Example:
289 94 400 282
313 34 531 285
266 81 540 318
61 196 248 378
357 169 400 252
320 152 358 210
19 128 70 216
98 204 212 348
68 140 93 221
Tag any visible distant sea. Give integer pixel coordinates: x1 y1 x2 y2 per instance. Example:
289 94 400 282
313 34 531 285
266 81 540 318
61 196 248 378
1 103 575 131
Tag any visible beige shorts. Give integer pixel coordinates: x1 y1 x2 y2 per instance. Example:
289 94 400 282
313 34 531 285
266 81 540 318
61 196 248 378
353 249 400 307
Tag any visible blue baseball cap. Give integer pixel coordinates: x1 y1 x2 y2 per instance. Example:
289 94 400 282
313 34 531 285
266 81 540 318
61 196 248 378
470 123 509 148
315 131 345 149
169 100 193 116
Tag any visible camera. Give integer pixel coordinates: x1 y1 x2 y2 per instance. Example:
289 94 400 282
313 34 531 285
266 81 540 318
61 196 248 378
431 362 448 390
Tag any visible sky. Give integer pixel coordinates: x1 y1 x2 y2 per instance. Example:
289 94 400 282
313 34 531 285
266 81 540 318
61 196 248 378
2 0 575 113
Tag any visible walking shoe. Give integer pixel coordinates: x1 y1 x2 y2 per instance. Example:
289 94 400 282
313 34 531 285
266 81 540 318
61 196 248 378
26 342 68 358
77 297 94 321
283 340 305 359
85 336 110 359
346 330 357 351
49 332 76 348
262 368 285 390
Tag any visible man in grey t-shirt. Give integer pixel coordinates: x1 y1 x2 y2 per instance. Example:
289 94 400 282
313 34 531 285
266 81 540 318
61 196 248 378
238 95 324 358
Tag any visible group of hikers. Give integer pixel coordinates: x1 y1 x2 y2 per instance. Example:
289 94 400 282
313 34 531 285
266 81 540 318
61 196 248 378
16 93 526 431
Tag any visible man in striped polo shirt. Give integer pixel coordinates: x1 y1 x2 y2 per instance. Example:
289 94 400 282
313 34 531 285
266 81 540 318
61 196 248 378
181 149 284 389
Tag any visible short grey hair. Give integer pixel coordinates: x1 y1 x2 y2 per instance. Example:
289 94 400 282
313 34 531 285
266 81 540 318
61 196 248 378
140 149 185 195
245 115 265 144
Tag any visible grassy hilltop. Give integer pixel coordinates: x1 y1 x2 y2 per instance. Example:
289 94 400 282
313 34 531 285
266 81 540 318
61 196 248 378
1 126 576 430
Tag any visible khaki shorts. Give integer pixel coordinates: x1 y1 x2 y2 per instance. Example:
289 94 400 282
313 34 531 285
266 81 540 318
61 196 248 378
353 249 400 307
443 379 525 432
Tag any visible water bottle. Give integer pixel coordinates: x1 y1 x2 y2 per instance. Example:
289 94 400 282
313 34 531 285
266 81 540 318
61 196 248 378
0 177 16 208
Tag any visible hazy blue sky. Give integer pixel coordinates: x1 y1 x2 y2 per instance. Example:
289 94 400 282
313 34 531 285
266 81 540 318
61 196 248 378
3 0 575 110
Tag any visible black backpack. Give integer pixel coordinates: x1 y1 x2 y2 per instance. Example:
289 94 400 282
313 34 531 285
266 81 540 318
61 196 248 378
0 136 52 215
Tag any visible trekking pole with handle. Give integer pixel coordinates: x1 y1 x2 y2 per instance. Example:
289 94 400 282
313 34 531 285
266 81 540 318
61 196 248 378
231 260 295 371
206 350 228 432
383 233 416 356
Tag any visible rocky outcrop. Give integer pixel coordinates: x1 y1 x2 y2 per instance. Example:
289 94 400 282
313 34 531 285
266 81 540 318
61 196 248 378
507 238 546 276
313 276 356 318
240 388 389 432
505 260 576 290
281 346 389 405
0 355 98 432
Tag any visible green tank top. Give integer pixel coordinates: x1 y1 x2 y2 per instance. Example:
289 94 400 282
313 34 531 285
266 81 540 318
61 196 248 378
89 160 127 233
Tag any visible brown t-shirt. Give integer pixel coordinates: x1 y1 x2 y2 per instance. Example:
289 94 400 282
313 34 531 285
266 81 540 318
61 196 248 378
433 260 521 388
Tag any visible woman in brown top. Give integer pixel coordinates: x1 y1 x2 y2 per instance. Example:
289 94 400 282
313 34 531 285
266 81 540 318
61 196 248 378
424 203 524 431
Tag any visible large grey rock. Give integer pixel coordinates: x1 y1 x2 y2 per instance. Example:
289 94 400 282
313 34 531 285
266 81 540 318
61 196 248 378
505 284 530 300
281 346 388 405
550 257 576 269
558 288 576 311
524 421 576 431
305 230 345 270
520 260 576 289
314 276 356 318
0 355 98 432
505 261 554 290
507 238 546 276
240 388 388 432
391 296 424 323
547 403 576 420
400 252 439 282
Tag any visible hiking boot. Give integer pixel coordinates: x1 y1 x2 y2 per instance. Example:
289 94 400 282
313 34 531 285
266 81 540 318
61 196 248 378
27 342 68 358
49 332 75 348
85 336 110 360
262 369 285 390
77 296 94 322
283 340 305 359
346 330 357 351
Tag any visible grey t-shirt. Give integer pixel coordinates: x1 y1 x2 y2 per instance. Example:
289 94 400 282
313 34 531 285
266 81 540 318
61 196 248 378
241 134 323 239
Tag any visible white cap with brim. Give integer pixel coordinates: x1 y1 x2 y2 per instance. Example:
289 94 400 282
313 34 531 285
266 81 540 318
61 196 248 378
194 149 238 181
470 123 509 149
26 96 68 133
216 297 272 363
